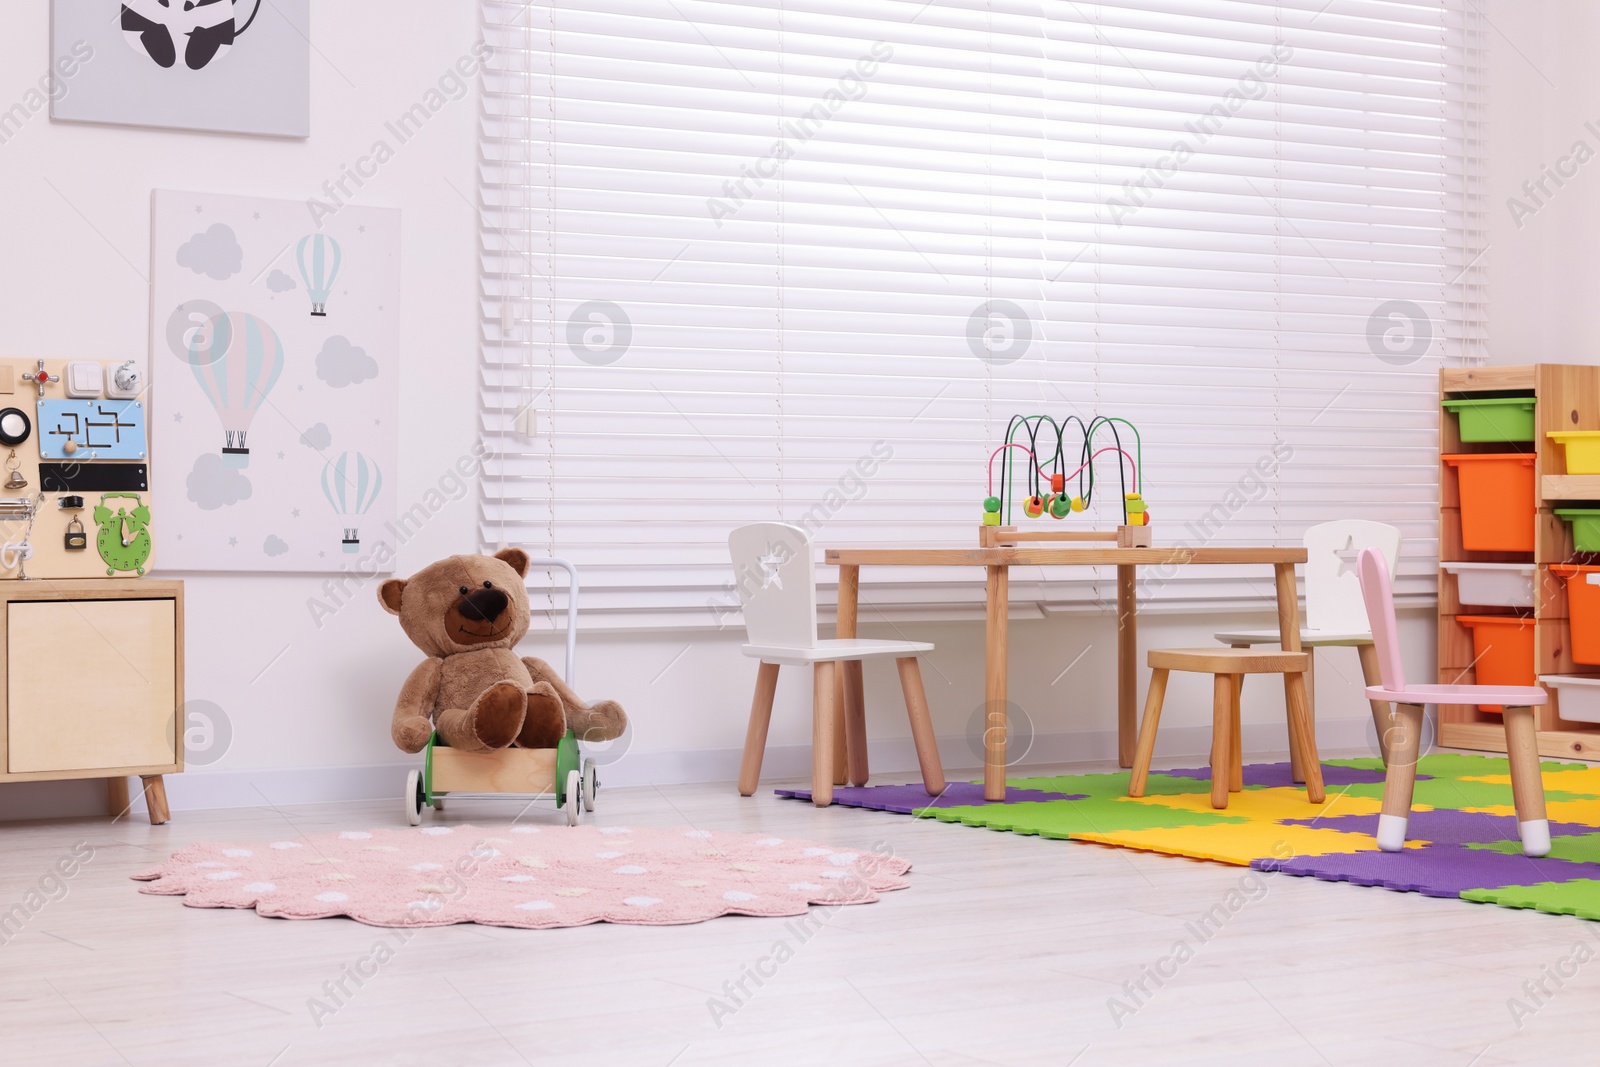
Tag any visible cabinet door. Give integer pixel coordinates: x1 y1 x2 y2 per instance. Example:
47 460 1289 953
7 599 177 774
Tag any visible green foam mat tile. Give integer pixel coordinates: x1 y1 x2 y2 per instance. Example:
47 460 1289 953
1471 831 1600 864
1462 879 1600 921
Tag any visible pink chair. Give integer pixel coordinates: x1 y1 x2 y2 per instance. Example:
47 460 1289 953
1356 548 1550 856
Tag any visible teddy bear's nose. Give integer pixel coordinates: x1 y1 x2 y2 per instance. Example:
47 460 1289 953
459 587 509 623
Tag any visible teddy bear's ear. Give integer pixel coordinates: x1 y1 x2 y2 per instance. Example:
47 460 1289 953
493 547 530 578
378 578 407 616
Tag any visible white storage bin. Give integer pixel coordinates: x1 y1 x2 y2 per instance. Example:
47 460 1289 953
1442 562 1536 609
1543 675 1600 724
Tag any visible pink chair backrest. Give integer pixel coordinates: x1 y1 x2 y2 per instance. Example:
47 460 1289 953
1356 547 1406 691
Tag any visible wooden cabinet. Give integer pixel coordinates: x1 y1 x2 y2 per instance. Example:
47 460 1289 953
1438 365 1600 760
0 580 183 822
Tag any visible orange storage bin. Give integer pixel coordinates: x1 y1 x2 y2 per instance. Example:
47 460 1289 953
1457 615 1537 712
1442 453 1536 553
1552 565 1600 666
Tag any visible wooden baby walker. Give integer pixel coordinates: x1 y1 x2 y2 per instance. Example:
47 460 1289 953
405 557 598 826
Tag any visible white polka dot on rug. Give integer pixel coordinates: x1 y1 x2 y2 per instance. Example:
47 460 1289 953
821 870 851 880
624 896 662 907
511 825 541 835
613 865 647 875
597 826 631 835
205 871 240 881
595 850 623 859
501 874 535 883
269 841 303 850
408 899 444 911
314 891 349 903
516 900 555 911
243 882 276 893
803 847 832 857
419 826 453 835
723 890 757 902
789 882 823 892
756 837 783 846
828 853 859 866
221 848 253 858
338 831 372 841
193 860 225 868
409 862 443 872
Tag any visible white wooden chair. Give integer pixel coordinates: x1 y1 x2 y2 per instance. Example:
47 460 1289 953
729 522 945 807
1214 519 1402 771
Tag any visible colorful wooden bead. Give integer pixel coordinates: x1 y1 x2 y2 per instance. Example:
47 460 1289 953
1023 496 1045 518
983 496 1002 514
1050 473 1065 494
1050 494 1071 518
982 511 1002 526
1070 496 1086 513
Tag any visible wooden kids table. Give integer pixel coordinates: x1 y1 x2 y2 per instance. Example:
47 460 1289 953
822 544 1310 801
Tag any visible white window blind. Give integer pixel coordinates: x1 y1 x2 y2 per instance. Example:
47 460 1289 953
478 0 1485 625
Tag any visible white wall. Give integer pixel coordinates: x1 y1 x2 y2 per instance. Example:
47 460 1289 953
0 2 1432 820
1486 0 1600 365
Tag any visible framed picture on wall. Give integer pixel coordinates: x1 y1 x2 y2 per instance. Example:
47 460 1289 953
50 1 311 137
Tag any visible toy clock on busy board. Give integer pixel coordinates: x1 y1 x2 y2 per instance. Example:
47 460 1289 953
0 357 154 580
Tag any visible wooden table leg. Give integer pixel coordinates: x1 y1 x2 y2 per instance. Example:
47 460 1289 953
834 565 860 786
106 776 130 818
1274 562 1323 799
984 563 1010 801
1356 643 1393 765
1211 674 1233 809
1118 564 1138 768
141 775 170 825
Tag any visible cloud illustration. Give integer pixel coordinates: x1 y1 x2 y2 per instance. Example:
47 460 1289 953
263 535 289 557
177 224 244 280
186 453 252 510
315 336 378 388
266 269 297 293
299 422 332 450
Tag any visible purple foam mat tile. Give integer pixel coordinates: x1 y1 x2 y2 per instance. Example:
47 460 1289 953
773 781 1085 813
1165 761 1399 788
1250 845 1600 898
1279 809 1595 846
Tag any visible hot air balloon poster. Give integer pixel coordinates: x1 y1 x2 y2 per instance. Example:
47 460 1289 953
50 1 310 137
150 189 399 573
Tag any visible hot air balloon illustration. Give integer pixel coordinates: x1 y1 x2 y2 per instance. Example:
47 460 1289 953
187 311 285 468
321 451 382 553
296 233 342 317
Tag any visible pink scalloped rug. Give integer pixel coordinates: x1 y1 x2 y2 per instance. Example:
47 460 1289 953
131 823 911 928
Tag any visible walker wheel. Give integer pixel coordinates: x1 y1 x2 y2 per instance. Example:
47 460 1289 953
582 758 597 813
405 769 424 826
563 770 581 826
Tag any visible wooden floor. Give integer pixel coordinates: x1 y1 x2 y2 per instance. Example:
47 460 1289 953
3 755 1598 1066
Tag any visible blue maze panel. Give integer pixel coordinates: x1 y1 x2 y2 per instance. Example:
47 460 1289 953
36 399 148 461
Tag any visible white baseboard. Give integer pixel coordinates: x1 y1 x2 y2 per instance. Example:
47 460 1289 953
0 716 1389 822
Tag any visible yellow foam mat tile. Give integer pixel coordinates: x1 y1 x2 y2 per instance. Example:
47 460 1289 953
1126 785 1394 823
1543 798 1600 824
1071 822 1422 867
1462 768 1600 797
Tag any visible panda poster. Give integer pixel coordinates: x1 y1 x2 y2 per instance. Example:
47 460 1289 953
149 189 399 574
51 1 310 137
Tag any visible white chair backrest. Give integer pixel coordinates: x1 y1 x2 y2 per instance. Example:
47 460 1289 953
1304 520 1402 633
727 522 817 650
1355 547 1407 691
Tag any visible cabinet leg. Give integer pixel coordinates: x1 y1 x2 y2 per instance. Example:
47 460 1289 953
141 775 170 825
106 776 130 818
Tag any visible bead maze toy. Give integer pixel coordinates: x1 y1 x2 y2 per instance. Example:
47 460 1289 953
980 415 1151 548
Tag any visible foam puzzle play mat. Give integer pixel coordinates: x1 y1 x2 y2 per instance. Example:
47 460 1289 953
779 753 1600 921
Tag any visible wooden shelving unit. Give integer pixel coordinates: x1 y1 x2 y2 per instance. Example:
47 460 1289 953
1438 365 1600 760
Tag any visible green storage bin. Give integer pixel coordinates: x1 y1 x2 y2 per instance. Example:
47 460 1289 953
1556 509 1600 553
1442 397 1537 443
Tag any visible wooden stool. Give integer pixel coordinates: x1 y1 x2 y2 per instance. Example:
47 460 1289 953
1128 647 1323 808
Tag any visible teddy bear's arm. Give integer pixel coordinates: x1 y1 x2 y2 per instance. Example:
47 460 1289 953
391 657 444 753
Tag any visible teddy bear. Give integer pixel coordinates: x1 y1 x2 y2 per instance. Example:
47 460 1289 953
379 547 627 754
